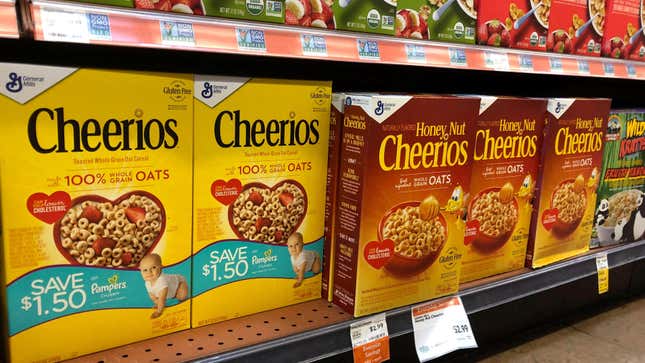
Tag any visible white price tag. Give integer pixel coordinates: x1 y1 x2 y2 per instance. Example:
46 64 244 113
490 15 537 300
301 34 327 57
626 63 637 78
405 44 426 63
160 21 195 47
350 313 389 363
412 296 477 362
596 253 609 294
603 62 615 76
484 51 509 70
40 8 89 43
449 48 467 66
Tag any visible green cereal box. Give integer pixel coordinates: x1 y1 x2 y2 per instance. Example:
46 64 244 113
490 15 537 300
592 110 645 248
201 0 284 23
332 0 396 35
426 0 477 43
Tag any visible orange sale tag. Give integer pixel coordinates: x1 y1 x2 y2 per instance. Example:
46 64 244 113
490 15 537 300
351 313 390 363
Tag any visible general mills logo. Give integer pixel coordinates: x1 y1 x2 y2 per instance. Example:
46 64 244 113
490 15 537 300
5 72 22 93
344 96 352 106
374 100 384 116
555 102 563 113
202 82 213 99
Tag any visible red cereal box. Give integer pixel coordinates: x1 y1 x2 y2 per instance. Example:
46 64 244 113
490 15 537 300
601 0 645 60
546 0 605 55
477 0 549 50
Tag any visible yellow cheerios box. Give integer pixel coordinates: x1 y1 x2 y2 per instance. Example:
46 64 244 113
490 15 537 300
192 76 331 327
0 63 193 363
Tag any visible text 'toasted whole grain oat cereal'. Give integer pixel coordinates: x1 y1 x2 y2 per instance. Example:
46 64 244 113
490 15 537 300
526 98 611 268
332 94 479 317
191 76 331 327
592 110 645 247
460 96 547 283
0 63 193 363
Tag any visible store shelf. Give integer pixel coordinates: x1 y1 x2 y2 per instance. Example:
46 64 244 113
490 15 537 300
58 240 645 363
28 0 645 80
0 0 18 38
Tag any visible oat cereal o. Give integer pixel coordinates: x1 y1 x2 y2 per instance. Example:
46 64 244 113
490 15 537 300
332 94 479 317
192 76 331 327
526 98 610 268
0 63 193 363
460 96 546 283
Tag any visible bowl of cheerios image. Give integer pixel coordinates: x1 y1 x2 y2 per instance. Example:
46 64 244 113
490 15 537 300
468 187 519 253
53 191 165 269
550 177 587 237
228 179 307 245
378 200 447 277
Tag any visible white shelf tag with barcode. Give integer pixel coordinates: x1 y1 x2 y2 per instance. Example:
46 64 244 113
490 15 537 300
350 313 389 363
484 51 509 70
578 60 589 75
412 296 477 362
627 63 637 78
596 254 609 294
40 8 89 43
549 57 563 73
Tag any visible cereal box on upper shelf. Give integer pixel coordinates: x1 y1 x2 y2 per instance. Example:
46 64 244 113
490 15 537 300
477 0 548 50
546 0 605 55
426 0 477 43
0 63 193 363
396 0 430 39
332 94 480 317
285 0 335 28
591 110 645 248
192 77 331 327
332 0 396 35
460 96 546 283
600 0 645 60
202 0 284 23
526 98 611 268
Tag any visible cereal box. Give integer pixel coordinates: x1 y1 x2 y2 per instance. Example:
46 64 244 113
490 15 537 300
546 0 605 55
526 98 611 268
285 0 336 28
460 96 546 283
332 94 479 317
202 0 284 23
476 0 548 50
396 0 430 39
592 110 645 247
332 0 396 35
0 63 193 363
600 0 645 60
191 76 331 327
322 93 344 302
425 0 476 43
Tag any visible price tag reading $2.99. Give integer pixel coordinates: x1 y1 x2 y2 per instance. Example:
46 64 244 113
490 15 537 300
412 296 477 362
350 313 390 363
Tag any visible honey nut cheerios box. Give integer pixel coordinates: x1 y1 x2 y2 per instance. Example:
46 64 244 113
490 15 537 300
322 93 345 302
191 76 331 327
460 96 547 283
0 63 193 363
332 94 479 317
526 98 610 268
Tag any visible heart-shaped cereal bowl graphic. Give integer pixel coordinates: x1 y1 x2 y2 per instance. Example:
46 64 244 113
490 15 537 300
53 191 166 269
550 179 587 237
228 180 307 245
467 187 519 253
377 201 448 277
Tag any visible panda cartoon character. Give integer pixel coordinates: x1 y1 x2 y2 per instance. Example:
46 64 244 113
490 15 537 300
595 199 609 227
612 194 645 243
